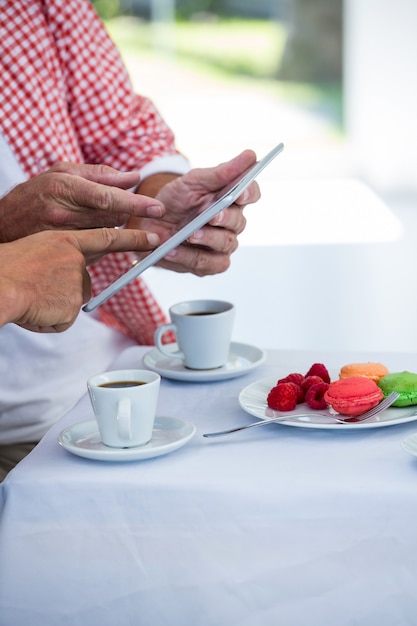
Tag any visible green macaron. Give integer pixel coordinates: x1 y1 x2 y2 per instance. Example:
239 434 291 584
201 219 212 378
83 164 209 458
378 371 417 407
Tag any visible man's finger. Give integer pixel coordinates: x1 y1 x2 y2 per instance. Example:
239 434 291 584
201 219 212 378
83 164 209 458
55 175 165 219
74 227 160 256
50 162 141 190
194 149 257 191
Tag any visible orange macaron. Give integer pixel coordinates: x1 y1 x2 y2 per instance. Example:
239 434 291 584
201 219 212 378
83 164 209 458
339 362 389 383
324 376 384 417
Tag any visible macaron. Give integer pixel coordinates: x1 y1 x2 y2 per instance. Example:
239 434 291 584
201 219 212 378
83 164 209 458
378 371 417 407
339 362 389 383
324 376 384 417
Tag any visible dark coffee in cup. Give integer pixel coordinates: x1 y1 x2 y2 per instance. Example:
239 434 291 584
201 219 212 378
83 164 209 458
186 311 216 316
99 381 146 389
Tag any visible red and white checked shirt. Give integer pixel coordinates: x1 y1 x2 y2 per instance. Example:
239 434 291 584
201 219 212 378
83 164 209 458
0 0 183 344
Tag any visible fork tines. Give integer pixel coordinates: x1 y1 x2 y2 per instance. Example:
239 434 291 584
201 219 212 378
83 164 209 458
348 391 400 422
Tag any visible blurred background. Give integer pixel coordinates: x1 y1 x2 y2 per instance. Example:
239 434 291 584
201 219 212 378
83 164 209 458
93 0 417 354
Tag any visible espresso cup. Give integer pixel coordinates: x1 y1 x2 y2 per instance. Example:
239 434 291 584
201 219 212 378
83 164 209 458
154 299 235 370
87 369 160 448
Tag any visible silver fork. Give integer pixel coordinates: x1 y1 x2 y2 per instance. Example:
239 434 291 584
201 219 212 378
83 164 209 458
203 392 400 438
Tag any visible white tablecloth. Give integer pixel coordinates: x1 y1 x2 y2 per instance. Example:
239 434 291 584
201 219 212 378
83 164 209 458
1 347 417 626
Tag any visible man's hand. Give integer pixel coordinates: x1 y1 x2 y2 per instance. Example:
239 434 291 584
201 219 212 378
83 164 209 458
131 150 261 276
0 162 165 243
0 227 160 332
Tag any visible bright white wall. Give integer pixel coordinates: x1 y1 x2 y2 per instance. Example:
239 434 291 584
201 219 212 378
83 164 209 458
344 0 417 195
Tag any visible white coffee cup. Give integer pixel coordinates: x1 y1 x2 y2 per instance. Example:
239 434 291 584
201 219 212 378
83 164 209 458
154 299 235 370
87 369 160 448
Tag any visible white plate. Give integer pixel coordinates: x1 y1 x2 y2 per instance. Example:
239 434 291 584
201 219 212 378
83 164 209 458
58 416 196 461
401 433 417 457
143 341 266 382
239 376 417 430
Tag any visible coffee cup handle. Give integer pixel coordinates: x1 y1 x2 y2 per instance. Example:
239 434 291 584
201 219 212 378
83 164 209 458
154 323 185 360
117 398 133 441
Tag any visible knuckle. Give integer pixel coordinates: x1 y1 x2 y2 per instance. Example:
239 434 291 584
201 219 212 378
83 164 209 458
48 208 68 228
100 227 119 249
48 162 68 174
219 231 238 254
42 174 64 197
95 188 115 213
193 250 230 276
186 248 211 276
95 163 116 177
62 290 83 314
236 215 247 235
39 178 71 226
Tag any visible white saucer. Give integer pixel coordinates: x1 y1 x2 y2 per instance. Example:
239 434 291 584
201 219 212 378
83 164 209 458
58 416 196 462
401 433 417 458
142 341 266 382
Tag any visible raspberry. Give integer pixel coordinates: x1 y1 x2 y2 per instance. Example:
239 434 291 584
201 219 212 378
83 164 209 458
267 383 298 411
305 382 330 410
278 373 305 387
305 363 331 384
292 384 305 404
277 373 305 403
301 375 324 393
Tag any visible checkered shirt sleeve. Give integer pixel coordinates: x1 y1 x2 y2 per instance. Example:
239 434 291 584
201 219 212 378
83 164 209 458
0 0 183 343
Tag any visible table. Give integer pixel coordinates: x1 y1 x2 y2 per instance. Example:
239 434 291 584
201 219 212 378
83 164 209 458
2 346 417 626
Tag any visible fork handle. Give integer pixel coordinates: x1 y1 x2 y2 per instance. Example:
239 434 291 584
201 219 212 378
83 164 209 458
203 392 401 438
203 414 320 438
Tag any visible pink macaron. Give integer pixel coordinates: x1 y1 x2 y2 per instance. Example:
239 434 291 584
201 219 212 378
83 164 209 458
324 376 384 417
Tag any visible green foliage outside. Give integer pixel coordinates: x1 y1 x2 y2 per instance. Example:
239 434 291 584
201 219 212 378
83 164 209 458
107 17 285 79
104 15 343 131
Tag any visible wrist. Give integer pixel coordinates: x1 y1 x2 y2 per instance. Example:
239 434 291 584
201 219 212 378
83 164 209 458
0 277 23 326
136 173 180 198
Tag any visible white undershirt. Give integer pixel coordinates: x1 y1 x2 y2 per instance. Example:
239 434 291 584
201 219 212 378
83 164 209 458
0 132 188 444
0 133 27 195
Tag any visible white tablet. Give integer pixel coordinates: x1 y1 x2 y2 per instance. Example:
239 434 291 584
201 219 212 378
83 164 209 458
83 142 284 312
